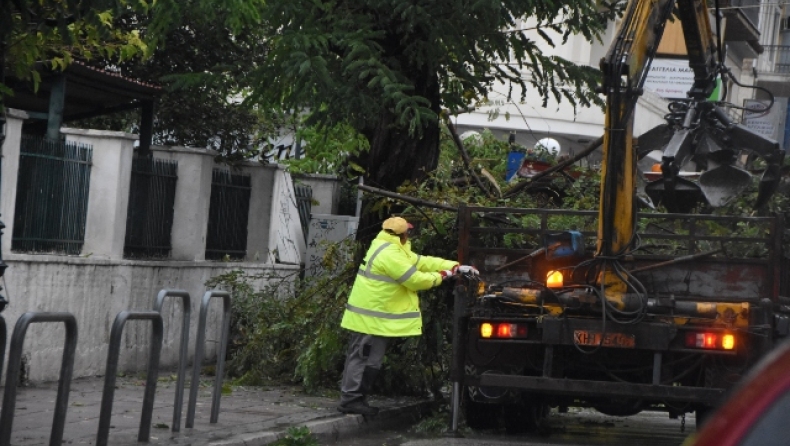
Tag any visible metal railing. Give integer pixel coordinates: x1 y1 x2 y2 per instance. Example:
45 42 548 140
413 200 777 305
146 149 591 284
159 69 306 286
337 179 359 216
294 183 312 243
186 290 231 427
96 311 163 446
12 136 92 255
124 156 178 259
763 46 790 74
0 313 76 446
153 290 192 432
205 169 251 260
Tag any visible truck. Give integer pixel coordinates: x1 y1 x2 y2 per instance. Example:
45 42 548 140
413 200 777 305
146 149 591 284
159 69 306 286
449 206 787 432
447 0 788 433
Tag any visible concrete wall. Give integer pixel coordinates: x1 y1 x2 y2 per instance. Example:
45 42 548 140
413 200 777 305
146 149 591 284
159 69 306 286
304 214 358 278
293 174 341 215
1 256 298 382
0 113 305 382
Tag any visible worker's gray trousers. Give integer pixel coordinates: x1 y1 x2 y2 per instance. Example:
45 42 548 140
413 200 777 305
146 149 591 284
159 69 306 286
339 331 390 406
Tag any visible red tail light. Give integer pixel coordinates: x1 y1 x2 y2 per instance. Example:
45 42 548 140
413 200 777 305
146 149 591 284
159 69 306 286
685 332 735 350
480 322 528 339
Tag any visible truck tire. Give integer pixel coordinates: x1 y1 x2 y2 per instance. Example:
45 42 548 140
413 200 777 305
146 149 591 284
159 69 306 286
463 392 500 430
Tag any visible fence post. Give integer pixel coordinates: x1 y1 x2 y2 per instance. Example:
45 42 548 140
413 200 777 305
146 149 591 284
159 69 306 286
186 290 231 427
96 311 163 446
153 289 191 432
0 313 76 446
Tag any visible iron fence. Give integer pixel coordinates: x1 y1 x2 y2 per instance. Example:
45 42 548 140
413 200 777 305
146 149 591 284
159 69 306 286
124 156 178 258
12 136 92 255
293 183 312 242
337 180 359 216
763 46 790 74
205 169 251 260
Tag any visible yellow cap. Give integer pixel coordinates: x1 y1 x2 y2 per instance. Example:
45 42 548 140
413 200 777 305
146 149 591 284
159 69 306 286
382 217 413 235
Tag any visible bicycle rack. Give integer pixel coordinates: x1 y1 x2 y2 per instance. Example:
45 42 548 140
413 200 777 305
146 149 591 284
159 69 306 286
0 313 77 446
96 311 163 446
186 290 231 428
153 289 191 432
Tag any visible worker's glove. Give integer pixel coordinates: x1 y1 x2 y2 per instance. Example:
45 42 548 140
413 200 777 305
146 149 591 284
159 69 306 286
454 265 480 276
439 270 455 281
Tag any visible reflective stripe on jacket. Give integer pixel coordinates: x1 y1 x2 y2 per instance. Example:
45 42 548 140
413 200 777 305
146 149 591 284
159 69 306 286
340 231 458 337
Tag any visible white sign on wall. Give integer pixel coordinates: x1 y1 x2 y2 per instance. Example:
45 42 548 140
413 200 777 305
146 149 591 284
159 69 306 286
743 98 788 150
643 59 696 99
644 58 723 101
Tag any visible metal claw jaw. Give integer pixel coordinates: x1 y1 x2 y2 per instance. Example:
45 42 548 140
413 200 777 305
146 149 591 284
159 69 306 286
642 103 785 211
644 158 703 213
755 151 786 208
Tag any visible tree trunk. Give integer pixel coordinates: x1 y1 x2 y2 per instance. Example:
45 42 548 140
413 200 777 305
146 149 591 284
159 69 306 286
355 69 441 243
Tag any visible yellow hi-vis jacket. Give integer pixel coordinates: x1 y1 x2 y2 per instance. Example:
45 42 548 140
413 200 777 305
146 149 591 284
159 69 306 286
340 231 458 337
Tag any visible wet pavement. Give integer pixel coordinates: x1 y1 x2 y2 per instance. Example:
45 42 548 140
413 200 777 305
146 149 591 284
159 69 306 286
0 373 432 445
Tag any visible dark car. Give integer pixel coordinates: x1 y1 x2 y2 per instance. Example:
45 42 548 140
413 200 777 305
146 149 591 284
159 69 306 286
687 338 790 446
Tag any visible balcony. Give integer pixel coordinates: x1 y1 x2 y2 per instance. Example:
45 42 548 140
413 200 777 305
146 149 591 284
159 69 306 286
719 0 762 55
762 46 790 74
755 45 790 98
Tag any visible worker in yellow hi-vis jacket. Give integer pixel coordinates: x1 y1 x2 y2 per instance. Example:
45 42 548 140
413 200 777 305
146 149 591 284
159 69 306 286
337 216 478 415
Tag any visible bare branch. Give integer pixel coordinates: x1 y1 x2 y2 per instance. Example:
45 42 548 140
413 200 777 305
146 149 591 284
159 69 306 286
445 119 496 199
358 184 457 212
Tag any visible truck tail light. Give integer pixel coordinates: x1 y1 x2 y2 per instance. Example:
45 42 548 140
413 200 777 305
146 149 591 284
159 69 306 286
480 322 528 339
685 332 736 350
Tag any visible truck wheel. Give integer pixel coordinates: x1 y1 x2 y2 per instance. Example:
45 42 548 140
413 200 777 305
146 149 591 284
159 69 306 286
463 393 500 430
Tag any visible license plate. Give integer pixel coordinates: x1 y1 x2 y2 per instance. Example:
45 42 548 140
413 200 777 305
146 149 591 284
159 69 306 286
573 330 636 348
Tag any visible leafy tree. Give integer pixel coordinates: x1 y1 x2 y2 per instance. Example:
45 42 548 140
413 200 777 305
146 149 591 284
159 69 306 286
81 3 285 153
239 0 619 239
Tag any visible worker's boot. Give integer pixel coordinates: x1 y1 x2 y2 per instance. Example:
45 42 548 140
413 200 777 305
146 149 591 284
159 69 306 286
338 367 380 416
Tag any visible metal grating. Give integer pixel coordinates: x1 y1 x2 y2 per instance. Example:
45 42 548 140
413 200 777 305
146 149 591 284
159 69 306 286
205 169 251 260
293 183 312 243
124 156 178 259
12 136 92 255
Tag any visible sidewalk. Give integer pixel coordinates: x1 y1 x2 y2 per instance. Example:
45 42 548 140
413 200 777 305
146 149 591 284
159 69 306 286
1 373 433 445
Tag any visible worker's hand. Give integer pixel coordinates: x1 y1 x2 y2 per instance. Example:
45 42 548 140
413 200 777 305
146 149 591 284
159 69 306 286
439 270 455 281
455 265 479 276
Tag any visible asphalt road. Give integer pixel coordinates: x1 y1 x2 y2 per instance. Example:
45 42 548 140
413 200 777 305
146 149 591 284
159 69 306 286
332 408 695 446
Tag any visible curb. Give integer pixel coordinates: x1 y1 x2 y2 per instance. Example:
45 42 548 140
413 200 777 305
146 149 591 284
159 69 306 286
207 401 436 446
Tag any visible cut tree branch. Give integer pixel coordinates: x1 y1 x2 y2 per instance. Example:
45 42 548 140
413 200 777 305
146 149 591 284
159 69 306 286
445 119 495 198
358 184 457 212
503 135 603 198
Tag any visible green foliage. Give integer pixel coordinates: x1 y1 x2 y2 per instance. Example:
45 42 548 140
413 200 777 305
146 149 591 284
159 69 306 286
244 0 619 136
73 1 284 154
208 239 355 391
2 0 151 92
283 123 369 176
271 426 318 446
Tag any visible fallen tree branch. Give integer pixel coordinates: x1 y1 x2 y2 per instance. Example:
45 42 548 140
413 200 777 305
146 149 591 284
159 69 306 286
446 119 495 199
503 135 604 198
628 249 723 274
358 184 458 212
